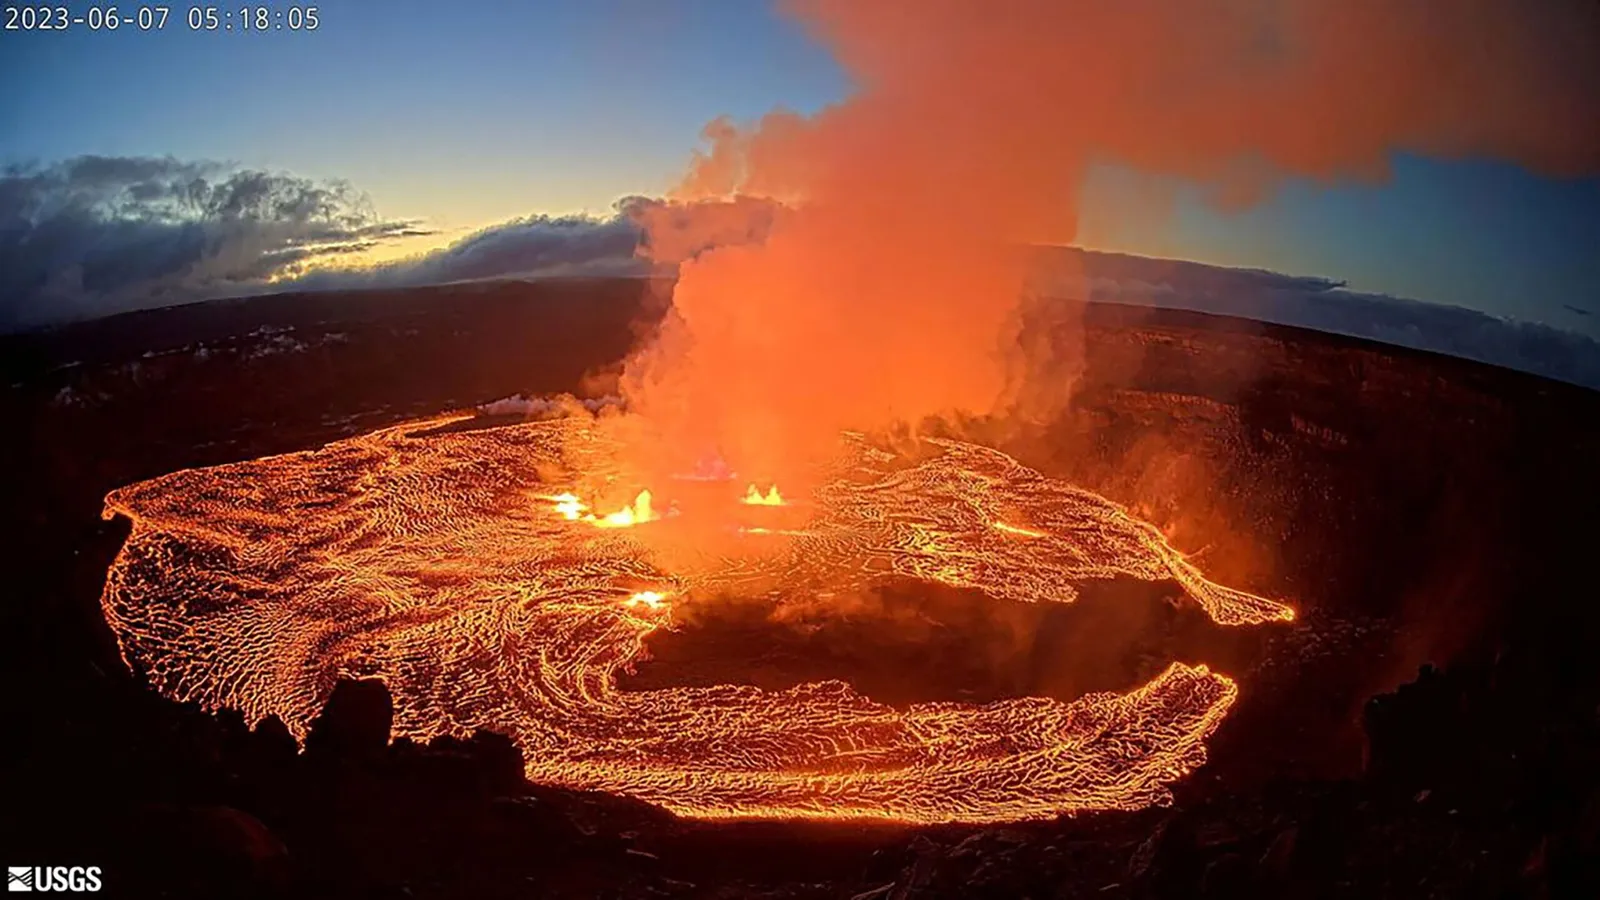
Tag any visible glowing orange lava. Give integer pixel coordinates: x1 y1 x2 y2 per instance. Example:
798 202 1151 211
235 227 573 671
99 413 1293 823
545 489 657 528
742 484 785 506
991 521 1047 539
626 590 671 612
594 489 656 528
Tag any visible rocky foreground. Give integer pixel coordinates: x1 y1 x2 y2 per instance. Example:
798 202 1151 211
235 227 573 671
7 653 1595 898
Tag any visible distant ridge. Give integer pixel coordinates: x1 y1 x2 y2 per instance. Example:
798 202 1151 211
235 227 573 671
1030 247 1600 391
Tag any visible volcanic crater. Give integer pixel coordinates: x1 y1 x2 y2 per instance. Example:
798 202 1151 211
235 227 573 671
96 405 1293 823
9 278 1598 895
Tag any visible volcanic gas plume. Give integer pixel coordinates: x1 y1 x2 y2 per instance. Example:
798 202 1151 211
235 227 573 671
101 411 1292 823
618 0 1599 489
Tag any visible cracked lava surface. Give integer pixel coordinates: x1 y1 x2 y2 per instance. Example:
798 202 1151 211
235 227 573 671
100 413 1293 823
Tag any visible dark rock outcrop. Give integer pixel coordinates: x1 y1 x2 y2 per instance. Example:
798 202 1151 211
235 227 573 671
303 679 394 765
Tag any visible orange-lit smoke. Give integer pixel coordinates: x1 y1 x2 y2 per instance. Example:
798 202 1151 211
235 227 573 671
620 0 1599 485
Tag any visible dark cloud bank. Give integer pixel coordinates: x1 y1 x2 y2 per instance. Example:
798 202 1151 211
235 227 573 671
0 156 431 327
2 155 1596 390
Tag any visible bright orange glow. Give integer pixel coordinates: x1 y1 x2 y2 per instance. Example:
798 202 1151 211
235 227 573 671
548 489 657 529
594 490 656 528
100 414 1294 824
742 484 785 506
618 0 1600 534
548 492 588 520
992 521 1046 538
626 590 670 611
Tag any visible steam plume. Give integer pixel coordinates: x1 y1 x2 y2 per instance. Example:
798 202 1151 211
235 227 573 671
621 0 1600 482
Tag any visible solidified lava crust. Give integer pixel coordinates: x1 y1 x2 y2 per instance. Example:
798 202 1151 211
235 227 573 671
99 412 1293 824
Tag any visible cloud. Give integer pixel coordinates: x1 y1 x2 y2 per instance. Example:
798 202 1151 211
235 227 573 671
0 155 427 329
0 159 788 330
288 207 648 292
286 194 783 293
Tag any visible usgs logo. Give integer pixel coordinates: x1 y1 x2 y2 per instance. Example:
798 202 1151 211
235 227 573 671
6 867 102 893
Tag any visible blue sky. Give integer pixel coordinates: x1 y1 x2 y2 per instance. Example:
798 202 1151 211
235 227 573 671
3 0 1595 333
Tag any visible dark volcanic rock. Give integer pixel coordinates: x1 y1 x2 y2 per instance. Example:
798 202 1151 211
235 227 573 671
4 279 1598 898
304 679 394 764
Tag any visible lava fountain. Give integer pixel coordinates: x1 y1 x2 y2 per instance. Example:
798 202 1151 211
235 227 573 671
100 409 1292 824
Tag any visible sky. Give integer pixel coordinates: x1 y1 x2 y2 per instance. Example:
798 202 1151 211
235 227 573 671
2 0 1596 334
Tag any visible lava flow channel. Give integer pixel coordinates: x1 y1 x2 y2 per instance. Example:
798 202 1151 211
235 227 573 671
99 413 1294 823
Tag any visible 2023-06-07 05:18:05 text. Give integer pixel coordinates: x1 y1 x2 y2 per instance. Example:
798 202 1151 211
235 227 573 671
3 6 320 31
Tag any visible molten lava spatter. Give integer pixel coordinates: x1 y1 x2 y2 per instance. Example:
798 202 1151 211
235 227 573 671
742 484 784 506
626 590 670 611
594 490 657 528
548 489 657 528
100 413 1293 824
